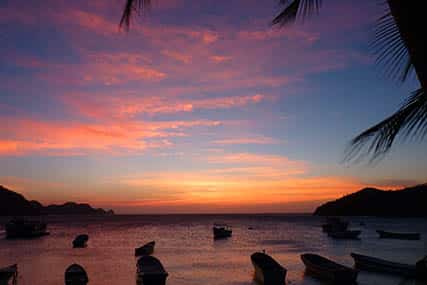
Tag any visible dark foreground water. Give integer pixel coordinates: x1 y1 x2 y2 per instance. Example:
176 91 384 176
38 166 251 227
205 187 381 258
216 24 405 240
0 214 426 285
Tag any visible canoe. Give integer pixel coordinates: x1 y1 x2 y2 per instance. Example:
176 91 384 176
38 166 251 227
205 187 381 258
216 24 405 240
213 224 232 239
65 264 89 285
251 252 287 285
351 252 421 278
73 234 89 248
135 241 155 256
328 230 361 239
301 254 358 284
0 264 17 284
136 256 168 285
377 230 420 240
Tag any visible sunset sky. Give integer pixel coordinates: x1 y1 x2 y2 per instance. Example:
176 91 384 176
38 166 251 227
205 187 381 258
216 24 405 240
0 0 425 213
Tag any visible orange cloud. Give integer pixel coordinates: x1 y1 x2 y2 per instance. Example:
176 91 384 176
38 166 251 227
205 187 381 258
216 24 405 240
0 117 221 156
213 136 279 145
65 93 268 119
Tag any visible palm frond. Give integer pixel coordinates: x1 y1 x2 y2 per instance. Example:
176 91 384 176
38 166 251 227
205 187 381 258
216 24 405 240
372 8 414 82
272 0 322 27
120 0 151 30
345 88 427 162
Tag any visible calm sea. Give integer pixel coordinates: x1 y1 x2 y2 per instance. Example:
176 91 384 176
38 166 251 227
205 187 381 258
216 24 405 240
0 214 426 285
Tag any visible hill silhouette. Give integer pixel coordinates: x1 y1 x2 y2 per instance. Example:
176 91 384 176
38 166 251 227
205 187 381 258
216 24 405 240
0 185 114 216
314 184 427 216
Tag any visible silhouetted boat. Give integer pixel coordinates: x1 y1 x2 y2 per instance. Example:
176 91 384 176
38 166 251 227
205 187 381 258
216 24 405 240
5 219 49 239
72 234 89 248
376 230 420 240
301 254 358 283
322 217 348 233
0 264 17 285
351 252 427 279
251 252 287 285
135 241 155 256
136 255 168 285
213 224 232 239
328 230 361 239
65 264 88 285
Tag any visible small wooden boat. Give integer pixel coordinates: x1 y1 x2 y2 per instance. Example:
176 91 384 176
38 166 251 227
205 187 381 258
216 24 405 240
328 230 361 239
376 230 420 240
135 241 155 256
213 224 232 239
5 219 49 239
0 264 17 285
301 254 358 283
73 234 89 248
251 252 287 285
322 217 348 233
351 252 427 279
136 256 168 285
65 264 88 285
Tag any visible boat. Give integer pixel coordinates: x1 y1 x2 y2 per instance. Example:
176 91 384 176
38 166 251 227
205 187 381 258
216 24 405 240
213 224 232 239
322 217 348 233
301 253 358 283
135 241 155 256
351 252 427 279
376 230 421 240
136 255 168 285
0 264 17 285
65 264 89 285
72 234 89 248
251 252 287 285
5 219 49 239
328 230 361 239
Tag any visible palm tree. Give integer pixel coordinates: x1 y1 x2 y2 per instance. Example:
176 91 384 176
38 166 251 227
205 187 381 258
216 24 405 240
119 0 427 162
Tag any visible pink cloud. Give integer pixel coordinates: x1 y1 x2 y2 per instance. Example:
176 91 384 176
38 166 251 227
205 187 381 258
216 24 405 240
0 117 221 156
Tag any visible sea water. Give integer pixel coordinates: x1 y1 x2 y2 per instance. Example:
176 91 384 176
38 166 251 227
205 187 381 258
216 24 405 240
0 214 426 285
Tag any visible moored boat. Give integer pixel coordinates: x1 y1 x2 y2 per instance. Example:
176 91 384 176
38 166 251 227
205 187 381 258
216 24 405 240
251 252 287 285
301 253 358 284
5 219 49 239
65 264 89 285
351 253 427 279
0 264 17 285
72 234 89 248
135 241 155 256
213 224 232 239
136 255 168 285
322 217 348 233
376 230 420 240
328 230 361 239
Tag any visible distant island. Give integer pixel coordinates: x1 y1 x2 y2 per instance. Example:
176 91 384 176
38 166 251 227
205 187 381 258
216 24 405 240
0 185 114 216
314 184 427 217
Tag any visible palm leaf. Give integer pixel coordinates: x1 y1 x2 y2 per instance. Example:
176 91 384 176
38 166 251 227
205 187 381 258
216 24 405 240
272 0 322 26
120 0 151 30
345 88 427 162
372 9 414 83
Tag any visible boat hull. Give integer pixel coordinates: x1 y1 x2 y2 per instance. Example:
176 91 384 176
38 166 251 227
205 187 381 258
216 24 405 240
377 230 420 240
72 235 89 248
328 230 361 239
351 253 418 278
251 252 286 285
136 256 168 285
0 264 17 285
65 264 88 285
301 254 357 284
5 220 49 239
136 273 168 285
135 241 155 256
213 227 232 239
